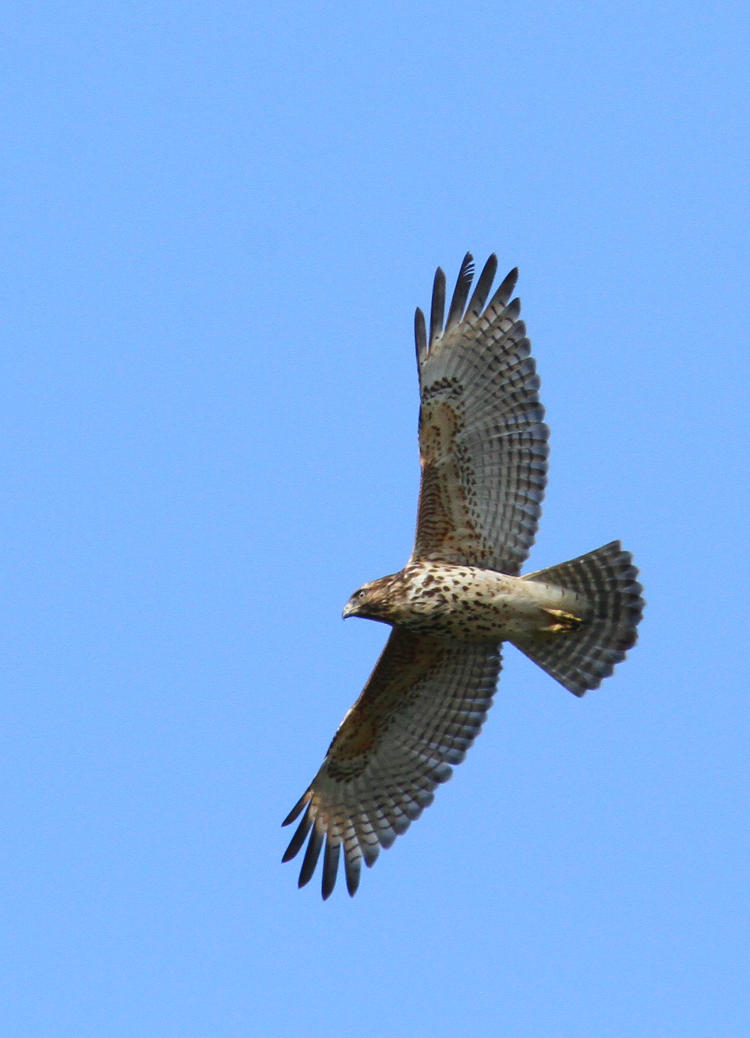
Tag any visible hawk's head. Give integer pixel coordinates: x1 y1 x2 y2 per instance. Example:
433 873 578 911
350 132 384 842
342 576 396 623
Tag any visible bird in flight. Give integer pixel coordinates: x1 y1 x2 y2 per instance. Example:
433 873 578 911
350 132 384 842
282 254 643 899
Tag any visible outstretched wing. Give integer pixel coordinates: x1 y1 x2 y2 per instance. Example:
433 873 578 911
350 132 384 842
412 254 549 575
282 630 501 898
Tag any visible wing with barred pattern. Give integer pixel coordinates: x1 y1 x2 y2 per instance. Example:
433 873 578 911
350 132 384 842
412 254 549 575
282 629 501 898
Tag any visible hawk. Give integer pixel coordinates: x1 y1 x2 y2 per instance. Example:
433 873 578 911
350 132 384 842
282 254 643 899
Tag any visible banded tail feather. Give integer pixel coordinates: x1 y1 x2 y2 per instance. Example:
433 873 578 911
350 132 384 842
513 541 644 696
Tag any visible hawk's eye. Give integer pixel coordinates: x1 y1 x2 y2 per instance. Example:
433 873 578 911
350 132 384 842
358 589 368 599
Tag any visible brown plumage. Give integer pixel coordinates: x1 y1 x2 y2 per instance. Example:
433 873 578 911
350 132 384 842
282 254 644 898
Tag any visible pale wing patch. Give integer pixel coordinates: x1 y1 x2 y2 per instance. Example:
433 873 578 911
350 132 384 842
413 396 483 561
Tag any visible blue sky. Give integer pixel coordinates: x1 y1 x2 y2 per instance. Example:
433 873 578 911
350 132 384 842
3 1 749 1035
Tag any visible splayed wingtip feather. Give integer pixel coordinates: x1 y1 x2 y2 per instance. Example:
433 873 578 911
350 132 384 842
298 825 324 887
429 267 446 346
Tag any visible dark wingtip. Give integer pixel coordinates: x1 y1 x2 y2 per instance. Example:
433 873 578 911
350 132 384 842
466 253 499 318
298 826 323 887
414 306 427 367
490 268 519 310
282 793 308 827
429 267 446 346
445 252 475 332
321 840 340 900
346 870 360 897
281 806 313 863
504 296 521 321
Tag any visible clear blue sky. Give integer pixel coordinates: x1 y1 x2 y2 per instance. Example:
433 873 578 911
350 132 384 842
4 2 748 1035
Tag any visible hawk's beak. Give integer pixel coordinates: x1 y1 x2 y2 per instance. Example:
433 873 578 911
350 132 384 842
342 600 355 619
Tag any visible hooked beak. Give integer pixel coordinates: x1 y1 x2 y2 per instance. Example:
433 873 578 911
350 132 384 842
342 600 356 619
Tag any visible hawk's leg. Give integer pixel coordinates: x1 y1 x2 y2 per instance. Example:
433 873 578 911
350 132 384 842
540 607 583 633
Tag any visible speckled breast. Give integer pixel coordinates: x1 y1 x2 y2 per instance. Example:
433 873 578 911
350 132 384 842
388 562 567 642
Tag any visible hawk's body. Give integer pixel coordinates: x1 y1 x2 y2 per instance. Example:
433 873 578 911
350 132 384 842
282 254 644 898
344 559 593 641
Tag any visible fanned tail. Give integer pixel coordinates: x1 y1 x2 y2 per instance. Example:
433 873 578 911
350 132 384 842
512 541 644 696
